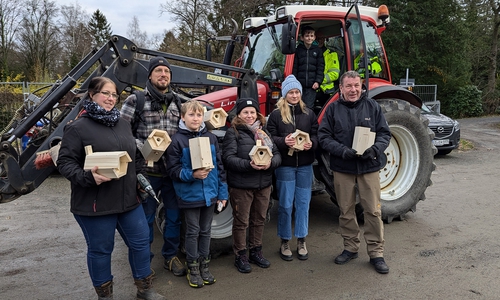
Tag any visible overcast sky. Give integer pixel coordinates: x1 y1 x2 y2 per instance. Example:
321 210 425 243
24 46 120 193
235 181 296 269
57 0 175 38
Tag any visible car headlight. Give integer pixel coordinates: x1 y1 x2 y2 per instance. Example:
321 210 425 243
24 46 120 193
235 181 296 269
453 120 460 131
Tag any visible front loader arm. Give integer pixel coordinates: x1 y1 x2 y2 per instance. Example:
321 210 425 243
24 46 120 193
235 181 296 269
0 35 257 203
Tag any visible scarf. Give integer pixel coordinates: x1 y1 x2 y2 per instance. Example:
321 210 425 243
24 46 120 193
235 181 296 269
247 120 273 150
83 99 120 127
147 80 174 111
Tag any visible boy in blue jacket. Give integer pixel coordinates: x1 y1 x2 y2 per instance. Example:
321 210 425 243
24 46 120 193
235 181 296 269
166 100 228 288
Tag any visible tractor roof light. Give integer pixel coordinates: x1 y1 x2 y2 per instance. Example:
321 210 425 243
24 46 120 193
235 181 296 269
378 5 389 23
276 7 287 19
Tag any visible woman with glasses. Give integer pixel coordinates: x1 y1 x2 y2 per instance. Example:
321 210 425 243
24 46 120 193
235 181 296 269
57 76 165 299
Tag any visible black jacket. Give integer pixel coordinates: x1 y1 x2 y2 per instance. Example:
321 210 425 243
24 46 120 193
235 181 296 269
222 125 281 190
292 43 325 88
57 114 143 216
318 92 391 175
266 105 318 167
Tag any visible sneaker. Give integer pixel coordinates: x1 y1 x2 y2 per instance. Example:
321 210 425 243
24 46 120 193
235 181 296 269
334 250 358 265
164 256 187 276
234 250 252 273
297 239 308 260
249 246 270 268
279 240 293 261
186 261 204 288
370 257 389 274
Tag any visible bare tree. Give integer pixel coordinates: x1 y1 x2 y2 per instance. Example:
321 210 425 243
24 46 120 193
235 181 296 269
16 0 60 81
127 15 148 48
0 0 23 80
160 0 215 59
58 2 93 74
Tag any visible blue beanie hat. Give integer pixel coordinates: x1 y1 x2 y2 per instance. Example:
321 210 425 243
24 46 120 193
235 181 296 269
281 75 302 97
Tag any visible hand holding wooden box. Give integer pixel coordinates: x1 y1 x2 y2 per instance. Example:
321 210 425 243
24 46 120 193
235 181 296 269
352 126 376 155
141 129 171 167
288 129 311 156
249 140 273 166
83 145 132 179
189 137 214 170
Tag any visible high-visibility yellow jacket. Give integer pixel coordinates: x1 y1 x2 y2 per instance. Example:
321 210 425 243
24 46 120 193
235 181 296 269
320 49 340 94
354 54 382 78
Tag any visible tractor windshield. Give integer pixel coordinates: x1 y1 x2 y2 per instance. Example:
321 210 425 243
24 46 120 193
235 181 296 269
241 23 286 79
347 19 389 80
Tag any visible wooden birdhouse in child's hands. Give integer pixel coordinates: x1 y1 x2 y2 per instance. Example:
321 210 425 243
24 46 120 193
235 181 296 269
249 140 273 166
189 137 214 170
141 129 171 167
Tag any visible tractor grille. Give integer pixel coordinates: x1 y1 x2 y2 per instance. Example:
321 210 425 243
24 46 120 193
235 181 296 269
429 125 453 138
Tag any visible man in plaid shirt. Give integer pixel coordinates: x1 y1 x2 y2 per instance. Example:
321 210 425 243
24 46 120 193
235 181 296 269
121 56 186 277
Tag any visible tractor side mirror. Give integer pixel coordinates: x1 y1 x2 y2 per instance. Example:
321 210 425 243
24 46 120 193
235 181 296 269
281 16 297 54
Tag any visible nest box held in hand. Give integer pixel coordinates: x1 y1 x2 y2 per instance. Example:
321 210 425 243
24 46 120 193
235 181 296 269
288 129 311 156
83 145 132 179
141 129 171 167
249 140 273 166
189 136 214 170
352 126 375 155
204 107 228 130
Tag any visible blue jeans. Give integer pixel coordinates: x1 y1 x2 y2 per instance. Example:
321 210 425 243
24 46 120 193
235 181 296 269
275 164 313 240
183 205 214 262
74 205 151 287
148 176 182 261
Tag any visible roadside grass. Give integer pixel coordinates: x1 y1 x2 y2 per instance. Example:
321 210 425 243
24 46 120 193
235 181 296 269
458 139 474 152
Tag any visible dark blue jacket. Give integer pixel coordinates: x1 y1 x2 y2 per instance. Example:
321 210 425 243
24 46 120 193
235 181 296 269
318 92 391 175
292 43 325 89
166 121 228 208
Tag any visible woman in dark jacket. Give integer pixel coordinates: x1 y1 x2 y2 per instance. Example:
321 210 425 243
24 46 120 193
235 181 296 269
57 77 164 299
267 75 318 262
222 97 281 274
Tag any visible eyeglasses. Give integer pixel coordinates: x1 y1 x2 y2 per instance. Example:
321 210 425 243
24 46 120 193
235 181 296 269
98 91 119 100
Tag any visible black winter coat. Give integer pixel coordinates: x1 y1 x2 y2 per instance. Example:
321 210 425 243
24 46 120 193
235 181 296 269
57 114 143 216
318 92 391 175
222 125 281 190
292 43 325 89
266 105 318 167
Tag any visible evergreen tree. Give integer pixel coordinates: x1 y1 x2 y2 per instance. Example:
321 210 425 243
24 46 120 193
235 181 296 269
87 9 112 48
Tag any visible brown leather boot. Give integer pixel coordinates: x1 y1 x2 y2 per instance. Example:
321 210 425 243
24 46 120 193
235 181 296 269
134 273 166 300
94 281 113 299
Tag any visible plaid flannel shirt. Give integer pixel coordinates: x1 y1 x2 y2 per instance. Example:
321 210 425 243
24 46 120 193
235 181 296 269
121 88 181 175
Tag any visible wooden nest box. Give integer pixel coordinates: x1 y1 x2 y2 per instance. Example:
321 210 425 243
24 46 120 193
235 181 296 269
288 129 311 156
249 140 273 166
204 107 228 129
83 145 132 179
352 126 375 155
141 129 171 167
189 136 214 170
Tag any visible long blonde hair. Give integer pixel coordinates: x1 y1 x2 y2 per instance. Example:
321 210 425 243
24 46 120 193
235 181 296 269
275 96 308 124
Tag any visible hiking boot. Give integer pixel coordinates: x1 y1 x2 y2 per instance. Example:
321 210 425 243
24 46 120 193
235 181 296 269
334 250 358 265
186 260 204 288
134 273 166 300
249 246 270 268
297 238 308 260
164 256 186 276
234 250 252 273
199 256 216 285
94 281 113 299
279 240 293 261
370 257 390 274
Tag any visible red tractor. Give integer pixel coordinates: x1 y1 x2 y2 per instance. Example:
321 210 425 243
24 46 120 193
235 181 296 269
0 4 435 242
